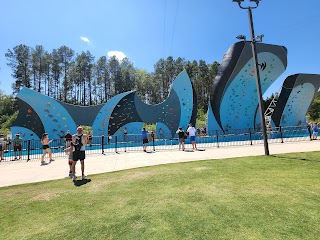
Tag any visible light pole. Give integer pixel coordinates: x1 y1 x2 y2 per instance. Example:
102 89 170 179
232 0 269 155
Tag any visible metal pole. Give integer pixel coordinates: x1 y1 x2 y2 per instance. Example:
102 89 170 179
115 136 118 153
249 128 253 145
101 135 104 154
248 7 269 155
152 132 155 152
27 140 31 161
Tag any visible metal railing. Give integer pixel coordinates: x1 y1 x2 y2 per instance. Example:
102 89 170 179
0 125 312 163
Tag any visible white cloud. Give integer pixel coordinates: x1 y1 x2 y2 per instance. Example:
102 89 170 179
107 51 126 61
80 36 90 43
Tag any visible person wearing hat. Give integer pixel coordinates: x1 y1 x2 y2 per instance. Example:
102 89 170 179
65 130 72 143
12 134 23 160
71 126 88 180
187 123 198 151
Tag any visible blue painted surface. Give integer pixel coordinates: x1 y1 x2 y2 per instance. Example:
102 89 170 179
112 122 143 142
173 70 194 130
10 126 40 141
13 88 77 140
92 91 133 136
155 122 172 139
280 83 314 126
220 52 286 130
207 101 222 133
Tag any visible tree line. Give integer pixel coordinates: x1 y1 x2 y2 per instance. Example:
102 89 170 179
5 44 219 112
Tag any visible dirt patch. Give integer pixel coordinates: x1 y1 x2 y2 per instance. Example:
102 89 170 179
88 169 161 192
31 192 61 201
192 166 210 172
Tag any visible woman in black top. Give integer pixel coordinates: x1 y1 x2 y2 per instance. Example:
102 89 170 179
176 127 186 151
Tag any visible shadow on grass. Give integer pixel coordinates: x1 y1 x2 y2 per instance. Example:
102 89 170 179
73 179 92 187
272 155 320 163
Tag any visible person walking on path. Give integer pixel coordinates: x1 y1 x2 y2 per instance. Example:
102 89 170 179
176 127 186 151
187 124 198 150
71 126 88 180
142 127 149 152
12 134 23 160
41 133 54 164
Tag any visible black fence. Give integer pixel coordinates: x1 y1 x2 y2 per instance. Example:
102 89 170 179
0 125 312 163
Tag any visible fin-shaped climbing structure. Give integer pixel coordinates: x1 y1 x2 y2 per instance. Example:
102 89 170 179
208 41 287 132
271 74 320 127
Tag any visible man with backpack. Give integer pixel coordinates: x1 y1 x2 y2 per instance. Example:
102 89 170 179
71 126 88 181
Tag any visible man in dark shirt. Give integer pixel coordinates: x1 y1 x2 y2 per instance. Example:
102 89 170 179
142 128 148 152
65 130 72 142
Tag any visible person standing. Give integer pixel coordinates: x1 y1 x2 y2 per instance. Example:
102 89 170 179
65 144 74 178
5 136 11 153
71 126 88 180
187 124 198 150
12 134 23 160
142 127 149 152
176 127 186 151
87 133 93 147
159 128 164 139
312 122 318 140
41 133 53 164
123 127 128 140
0 134 5 161
307 123 312 140
65 130 72 143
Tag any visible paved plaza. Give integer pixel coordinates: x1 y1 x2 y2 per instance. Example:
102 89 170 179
0 140 319 188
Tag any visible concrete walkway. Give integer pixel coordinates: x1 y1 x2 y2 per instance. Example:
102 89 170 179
1 140 319 188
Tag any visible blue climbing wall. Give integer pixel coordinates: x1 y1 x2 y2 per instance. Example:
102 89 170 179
209 41 288 131
11 88 78 140
12 70 196 140
272 74 320 127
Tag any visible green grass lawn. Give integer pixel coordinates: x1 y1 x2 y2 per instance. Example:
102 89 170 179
1 152 320 240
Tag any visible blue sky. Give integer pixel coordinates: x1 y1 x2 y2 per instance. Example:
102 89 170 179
0 0 319 98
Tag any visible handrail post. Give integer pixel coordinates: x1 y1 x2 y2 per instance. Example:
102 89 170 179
280 126 284 143
101 135 104 154
216 130 219 148
115 136 118 153
27 140 31 162
152 132 155 152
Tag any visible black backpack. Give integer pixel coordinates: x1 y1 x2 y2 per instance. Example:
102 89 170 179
73 134 83 151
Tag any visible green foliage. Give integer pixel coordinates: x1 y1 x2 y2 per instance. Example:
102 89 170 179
0 152 320 239
1 111 18 129
308 92 320 121
6 44 220 113
0 91 18 134
142 123 156 132
5 44 32 93
196 107 207 128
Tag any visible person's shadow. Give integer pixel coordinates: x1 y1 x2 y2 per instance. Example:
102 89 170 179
73 178 91 187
